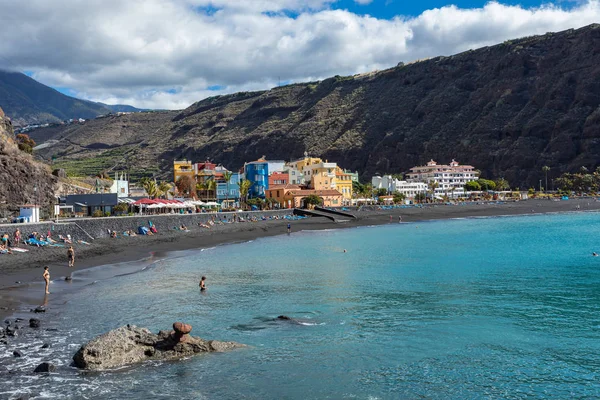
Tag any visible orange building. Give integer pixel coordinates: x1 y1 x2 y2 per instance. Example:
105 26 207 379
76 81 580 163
266 184 343 209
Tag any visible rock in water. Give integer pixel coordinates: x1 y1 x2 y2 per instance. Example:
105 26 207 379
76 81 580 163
72 324 245 371
29 319 41 328
33 362 56 373
33 306 46 313
13 350 23 357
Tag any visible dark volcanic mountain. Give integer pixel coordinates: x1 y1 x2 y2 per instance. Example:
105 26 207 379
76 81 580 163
0 70 145 126
29 24 600 188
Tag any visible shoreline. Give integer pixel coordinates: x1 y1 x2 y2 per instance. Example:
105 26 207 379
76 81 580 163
1 199 599 319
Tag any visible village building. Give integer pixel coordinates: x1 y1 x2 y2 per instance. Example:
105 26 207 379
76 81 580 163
406 159 479 198
286 154 353 205
372 176 428 198
243 157 285 198
109 172 129 198
265 185 343 208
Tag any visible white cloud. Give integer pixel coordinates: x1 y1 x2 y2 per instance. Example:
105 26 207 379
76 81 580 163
354 0 374 4
0 0 599 109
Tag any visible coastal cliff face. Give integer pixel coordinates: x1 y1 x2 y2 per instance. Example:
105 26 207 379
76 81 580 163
0 106 56 210
29 24 600 188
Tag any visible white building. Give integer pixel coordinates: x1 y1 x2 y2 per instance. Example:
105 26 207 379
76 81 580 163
372 175 428 198
110 172 129 198
406 159 479 198
285 166 305 185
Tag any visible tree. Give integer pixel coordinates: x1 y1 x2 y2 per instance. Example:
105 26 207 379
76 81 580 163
304 194 322 208
392 191 406 204
206 179 216 201
16 133 36 154
239 179 252 210
175 175 194 196
352 180 366 197
494 178 510 191
391 173 404 181
142 180 158 198
223 171 233 207
542 166 550 193
465 181 481 191
157 181 172 199
376 188 388 197
427 181 439 202
477 179 496 191
415 192 426 203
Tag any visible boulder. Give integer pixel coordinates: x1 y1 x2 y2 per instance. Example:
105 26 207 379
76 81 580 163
13 350 23 357
33 362 56 373
41 343 50 349
6 326 16 337
33 306 46 313
29 319 41 328
72 324 245 371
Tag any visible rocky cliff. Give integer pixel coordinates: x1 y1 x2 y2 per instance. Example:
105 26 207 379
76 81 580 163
0 106 56 211
29 24 600 188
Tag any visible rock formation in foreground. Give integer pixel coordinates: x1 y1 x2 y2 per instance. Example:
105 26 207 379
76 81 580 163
72 323 245 371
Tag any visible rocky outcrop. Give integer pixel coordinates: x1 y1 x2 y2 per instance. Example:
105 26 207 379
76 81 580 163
0 106 56 209
72 324 245 371
30 24 600 188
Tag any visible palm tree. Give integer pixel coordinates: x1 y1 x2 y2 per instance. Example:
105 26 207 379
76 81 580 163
239 179 252 210
196 182 207 199
223 171 233 208
142 180 158 198
428 181 439 203
206 179 216 201
542 166 550 193
158 181 172 199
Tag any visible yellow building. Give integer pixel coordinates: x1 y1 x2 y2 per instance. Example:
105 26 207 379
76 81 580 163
286 155 353 205
173 160 195 183
335 166 353 204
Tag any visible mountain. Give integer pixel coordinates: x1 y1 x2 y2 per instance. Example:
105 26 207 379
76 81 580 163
0 70 145 126
28 24 600 189
0 107 56 210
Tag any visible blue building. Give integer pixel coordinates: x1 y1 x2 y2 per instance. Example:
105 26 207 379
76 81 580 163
243 157 286 199
244 159 269 198
216 172 240 206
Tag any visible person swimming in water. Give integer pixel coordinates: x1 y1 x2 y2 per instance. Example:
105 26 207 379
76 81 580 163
593 252 598 257
199 276 207 291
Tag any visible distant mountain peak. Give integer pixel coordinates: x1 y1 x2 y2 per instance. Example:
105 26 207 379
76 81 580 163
0 70 146 126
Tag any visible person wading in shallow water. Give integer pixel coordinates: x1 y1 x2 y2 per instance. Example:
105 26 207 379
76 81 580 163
199 276 207 291
43 266 50 294
68 246 75 268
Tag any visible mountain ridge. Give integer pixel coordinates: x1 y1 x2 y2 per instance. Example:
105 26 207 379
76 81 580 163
0 70 146 126
28 23 600 188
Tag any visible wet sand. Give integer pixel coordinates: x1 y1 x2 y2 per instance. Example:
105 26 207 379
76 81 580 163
1 199 598 319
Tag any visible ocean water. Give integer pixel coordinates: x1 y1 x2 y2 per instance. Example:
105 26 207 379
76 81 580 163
2 212 600 399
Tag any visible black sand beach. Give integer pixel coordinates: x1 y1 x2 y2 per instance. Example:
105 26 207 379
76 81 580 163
1 199 599 319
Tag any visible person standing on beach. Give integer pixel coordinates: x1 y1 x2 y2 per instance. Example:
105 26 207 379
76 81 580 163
14 229 21 245
43 266 50 294
199 276 207 291
287 223 291 234
68 246 75 268
398 216 402 223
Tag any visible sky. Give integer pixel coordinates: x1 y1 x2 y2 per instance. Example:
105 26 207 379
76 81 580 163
0 0 597 110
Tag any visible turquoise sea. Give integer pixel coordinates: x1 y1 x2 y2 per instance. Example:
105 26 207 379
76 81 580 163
2 212 600 399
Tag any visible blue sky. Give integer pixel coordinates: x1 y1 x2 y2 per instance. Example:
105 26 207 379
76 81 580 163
3 0 597 109
334 0 578 18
